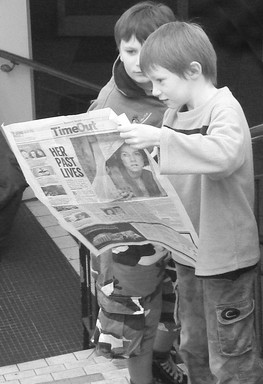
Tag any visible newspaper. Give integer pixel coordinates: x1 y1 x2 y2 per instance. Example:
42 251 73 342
1 108 198 267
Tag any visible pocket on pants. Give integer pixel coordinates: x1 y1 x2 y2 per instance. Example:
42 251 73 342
216 299 254 356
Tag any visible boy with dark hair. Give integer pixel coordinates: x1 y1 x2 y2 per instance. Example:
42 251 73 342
89 3 187 384
89 1 174 126
118 21 263 383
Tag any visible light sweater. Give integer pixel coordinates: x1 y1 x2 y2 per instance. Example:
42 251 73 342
160 87 260 276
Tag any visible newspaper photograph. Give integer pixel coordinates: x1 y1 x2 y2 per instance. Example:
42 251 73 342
1 108 198 267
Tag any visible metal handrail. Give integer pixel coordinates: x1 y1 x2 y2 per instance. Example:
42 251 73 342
0 49 101 92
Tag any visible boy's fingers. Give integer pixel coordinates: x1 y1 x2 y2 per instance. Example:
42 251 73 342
119 133 135 143
117 124 134 133
119 135 142 148
117 124 145 148
119 131 134 139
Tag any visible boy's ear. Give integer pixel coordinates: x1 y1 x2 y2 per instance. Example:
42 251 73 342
186 61 202 79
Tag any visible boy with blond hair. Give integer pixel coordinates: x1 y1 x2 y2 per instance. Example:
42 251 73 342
118 21 263 383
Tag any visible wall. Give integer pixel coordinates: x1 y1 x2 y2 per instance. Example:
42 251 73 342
0 0 35 199
0 0 34 126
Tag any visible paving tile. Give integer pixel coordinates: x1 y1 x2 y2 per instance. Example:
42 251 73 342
18 360 48 372
51 368 85 381
83 362 118 375
24 200 42 209
90 356 109 365
2 380 20 384
37 215 59 228
94 378 129 384
70 373 103 383
111 360 128 370
52 236 78 249
27 205 51 217
44 226 69 238
4 370 36 381
20 374 53 384
35 365 66 376
63 360 96 370
69 259 80 275
22 188 36 201
73 350 95 361
41 380 70 384
0 367 19 376
62 247 79 261
45 355 77 367
103 368 129 380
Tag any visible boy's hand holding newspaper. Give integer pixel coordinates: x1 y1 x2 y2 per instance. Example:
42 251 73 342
118 123 161 149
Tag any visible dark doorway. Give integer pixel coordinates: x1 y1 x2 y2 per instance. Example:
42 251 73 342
29 0 263 126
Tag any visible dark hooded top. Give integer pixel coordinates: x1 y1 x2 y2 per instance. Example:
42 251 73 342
88 57 167 126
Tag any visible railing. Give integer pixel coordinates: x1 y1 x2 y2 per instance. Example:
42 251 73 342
0 49 101 93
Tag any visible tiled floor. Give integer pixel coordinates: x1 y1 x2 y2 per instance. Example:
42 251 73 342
24 199 80 275
3 195 262 384
0 349 130 384
0 198 86 366
0 195 130 384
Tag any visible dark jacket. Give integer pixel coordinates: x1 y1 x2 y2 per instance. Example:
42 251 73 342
88 57 167 127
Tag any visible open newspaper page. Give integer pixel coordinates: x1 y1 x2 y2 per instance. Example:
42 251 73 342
2 108 198 267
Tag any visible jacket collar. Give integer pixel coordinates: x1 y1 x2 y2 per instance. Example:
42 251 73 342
113 56 150 98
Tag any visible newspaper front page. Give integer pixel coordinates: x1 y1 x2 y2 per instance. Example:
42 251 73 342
2 108 198 267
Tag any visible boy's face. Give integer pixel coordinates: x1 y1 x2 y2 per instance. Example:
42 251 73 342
119 35 150 85
149 66 192 109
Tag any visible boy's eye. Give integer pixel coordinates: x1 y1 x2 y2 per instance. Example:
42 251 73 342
126 49 137 55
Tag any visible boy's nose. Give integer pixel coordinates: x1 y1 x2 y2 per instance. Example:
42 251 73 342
135 55 141 67
152 86 161 97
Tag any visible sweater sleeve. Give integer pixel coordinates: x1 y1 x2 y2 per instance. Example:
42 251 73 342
160 104 248 180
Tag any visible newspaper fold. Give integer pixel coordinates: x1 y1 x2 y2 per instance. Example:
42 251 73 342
2 108 198 267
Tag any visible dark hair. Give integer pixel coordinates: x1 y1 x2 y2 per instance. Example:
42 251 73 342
118 144 149 166
107 144 149 168
140 21 217 85
114 1 176 47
